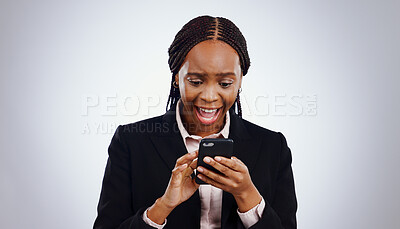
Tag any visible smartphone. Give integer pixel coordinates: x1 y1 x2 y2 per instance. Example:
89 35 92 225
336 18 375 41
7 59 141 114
195 138 234 185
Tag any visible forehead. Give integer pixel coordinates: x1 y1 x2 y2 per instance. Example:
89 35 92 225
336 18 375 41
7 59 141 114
183 40 241 73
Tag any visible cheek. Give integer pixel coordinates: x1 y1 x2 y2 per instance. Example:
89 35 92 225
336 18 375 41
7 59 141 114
222 89 238 106
179 84 196 103
227 81 241 105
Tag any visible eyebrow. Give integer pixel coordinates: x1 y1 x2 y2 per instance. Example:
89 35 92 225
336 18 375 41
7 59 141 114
186 72 237 77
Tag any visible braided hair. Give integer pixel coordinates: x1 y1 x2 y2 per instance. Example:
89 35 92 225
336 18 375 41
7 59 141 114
167 15 251 117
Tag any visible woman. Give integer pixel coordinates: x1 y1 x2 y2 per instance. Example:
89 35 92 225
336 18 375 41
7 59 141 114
94 15 297 229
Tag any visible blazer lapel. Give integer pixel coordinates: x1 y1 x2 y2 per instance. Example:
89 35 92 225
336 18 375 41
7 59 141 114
229 111 261 173
149 107 188 171
221 110 263 228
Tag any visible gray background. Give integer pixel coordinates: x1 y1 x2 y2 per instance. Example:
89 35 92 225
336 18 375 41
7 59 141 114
1 0 399 228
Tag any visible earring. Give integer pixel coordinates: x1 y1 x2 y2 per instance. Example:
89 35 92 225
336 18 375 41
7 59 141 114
173 81 179 88
238 88 242 93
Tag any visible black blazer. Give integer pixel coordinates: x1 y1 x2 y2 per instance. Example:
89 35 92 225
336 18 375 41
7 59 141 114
94 107 297 229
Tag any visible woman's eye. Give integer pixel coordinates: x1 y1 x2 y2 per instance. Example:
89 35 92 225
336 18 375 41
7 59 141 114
220 82 233 88
188 80 202 86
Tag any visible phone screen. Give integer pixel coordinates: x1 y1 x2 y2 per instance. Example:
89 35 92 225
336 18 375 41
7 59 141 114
195 138 234 184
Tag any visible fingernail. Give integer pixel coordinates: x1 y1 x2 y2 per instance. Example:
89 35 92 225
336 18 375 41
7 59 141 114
197 167 204 172
204 157 211 163
215 157 222 162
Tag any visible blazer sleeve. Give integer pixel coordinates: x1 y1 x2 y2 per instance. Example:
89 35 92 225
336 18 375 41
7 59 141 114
93 126 156 229
249 132 297 229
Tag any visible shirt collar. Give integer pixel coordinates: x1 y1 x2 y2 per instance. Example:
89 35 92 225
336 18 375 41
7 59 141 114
175 99 230 141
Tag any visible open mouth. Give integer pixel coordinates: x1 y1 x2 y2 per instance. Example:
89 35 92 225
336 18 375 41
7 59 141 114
195 106 222 125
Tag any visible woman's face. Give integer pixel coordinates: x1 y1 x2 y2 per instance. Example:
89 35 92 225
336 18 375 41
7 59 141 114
176 40 242 137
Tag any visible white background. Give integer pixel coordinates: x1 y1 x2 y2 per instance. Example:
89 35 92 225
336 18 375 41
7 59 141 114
1 0 399 228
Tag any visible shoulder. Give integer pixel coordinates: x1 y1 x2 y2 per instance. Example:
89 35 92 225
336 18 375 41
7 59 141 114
241 118 281 137
108 115 173 150
238 118 293 171
239 118 289 147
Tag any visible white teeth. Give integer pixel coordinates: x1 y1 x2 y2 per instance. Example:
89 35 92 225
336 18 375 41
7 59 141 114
199 108 218 113
201 116 213 121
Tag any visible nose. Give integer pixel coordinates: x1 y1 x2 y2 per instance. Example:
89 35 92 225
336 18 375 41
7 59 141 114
200 84 218 103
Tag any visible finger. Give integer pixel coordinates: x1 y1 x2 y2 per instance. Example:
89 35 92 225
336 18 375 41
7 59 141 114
231 156 245 165
196 173 224 190
182 158 198 177
213 156 243 172
203 157 237 176
197 165 231 185
169 163 188 187
175 151 198 167
189 158 198 169
172 163 188 174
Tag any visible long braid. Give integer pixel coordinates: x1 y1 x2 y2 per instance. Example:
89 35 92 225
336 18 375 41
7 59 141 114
236 93 242 118
166 16 250 117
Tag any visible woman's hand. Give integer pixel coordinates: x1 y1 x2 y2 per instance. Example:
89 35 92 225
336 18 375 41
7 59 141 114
197 156 262 212
147 151 199 224
161 151 200 208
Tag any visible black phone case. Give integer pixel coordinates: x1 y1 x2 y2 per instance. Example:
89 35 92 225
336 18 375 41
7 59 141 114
195 138 234 185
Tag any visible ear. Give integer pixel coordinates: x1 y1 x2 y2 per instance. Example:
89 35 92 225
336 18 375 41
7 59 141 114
174 73 179 86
